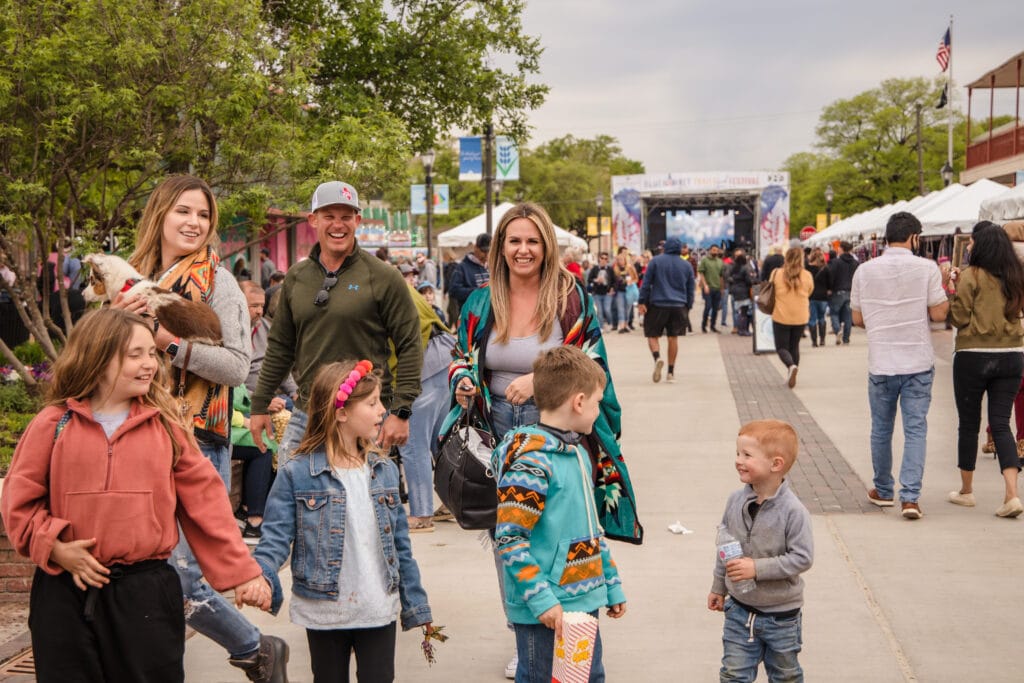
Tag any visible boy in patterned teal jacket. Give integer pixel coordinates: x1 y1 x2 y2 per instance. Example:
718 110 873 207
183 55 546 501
492 346 627 682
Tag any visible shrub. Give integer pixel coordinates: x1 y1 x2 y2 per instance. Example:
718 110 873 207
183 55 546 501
13 341 47 366
0 382 41 413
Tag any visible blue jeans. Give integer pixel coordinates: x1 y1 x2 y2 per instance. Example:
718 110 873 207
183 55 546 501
614 290 628 327
231 445 274 517
720 600 803 682
721 293 731 326
169 442 261 659
490 396 540 442
276 406 309 466
592 293 614 328
808 300 828 327
514 610 605 683
829 291 852 342
702 290 722 330
867 368 934 502
399 369 450 517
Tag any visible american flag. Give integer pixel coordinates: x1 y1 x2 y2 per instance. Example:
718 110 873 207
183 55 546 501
936 28 951 72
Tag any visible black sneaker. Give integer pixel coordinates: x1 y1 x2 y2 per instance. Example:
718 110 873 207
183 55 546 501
229 635 290 683
242 522 262 545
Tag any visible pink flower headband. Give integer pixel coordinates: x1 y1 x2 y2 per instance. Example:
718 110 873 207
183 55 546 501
335 360 373 409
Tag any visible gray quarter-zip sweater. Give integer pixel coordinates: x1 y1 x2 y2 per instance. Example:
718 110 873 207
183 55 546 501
710 479 813 613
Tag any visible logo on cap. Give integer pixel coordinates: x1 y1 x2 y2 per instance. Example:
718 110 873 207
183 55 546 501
342 186 353 201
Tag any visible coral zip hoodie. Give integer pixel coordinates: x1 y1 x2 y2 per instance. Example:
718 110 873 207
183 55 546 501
0 399 260 591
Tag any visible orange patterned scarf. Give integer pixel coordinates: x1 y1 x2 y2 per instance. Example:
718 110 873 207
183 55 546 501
157 247 229 441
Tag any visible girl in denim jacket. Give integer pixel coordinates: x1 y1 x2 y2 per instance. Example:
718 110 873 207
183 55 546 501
251 360 433 681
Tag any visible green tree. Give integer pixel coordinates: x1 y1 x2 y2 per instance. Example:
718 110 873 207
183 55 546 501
0 0 320 380
784 77 978 233
263 0 548 150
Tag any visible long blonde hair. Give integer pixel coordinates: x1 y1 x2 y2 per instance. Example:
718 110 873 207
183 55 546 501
47 308 194 461
488 202 575 344
779 247 805 291
128 175 220 278
295 361 384 465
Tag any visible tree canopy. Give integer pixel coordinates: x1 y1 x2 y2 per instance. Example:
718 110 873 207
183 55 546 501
784 77 970 232
0 0 546 379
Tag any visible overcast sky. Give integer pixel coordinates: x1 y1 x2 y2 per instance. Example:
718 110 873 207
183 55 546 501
519 0 1022 174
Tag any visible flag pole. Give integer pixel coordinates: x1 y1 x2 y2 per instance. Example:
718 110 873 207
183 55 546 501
947 15 954 174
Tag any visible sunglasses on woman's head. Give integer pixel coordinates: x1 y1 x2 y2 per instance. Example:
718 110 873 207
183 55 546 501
314 272 339 306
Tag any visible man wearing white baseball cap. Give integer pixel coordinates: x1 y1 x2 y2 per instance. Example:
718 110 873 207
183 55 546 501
250 181 422 461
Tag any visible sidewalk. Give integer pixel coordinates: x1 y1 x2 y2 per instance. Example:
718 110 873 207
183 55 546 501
177 319 1019 681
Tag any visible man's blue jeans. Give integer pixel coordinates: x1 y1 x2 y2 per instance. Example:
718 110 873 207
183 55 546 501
829 291 852 342
867 368 934 503
721 292 731 326
513 611 605 683
169 442 261 659
592 293 614 328
720 599 803 682
702 290 722 330
399 369 450 518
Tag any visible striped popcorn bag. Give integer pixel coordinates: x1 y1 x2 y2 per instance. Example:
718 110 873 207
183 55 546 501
551 611 599 683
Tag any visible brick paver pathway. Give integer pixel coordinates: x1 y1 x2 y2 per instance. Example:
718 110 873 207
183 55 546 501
719 333 879 514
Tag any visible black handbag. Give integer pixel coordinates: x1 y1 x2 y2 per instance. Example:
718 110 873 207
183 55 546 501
434 402 498 530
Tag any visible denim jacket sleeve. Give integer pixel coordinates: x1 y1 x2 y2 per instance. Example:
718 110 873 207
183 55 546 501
381 460 433 629
252 461 299 615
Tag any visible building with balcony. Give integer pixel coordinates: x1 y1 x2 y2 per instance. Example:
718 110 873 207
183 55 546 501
961 50 1024 185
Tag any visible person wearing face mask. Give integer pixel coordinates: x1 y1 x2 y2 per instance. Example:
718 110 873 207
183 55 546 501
697 246 725 333
825 240 859 345
851 212 949 520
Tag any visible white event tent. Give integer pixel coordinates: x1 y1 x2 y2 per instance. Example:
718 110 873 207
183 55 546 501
917 178 1008 235
804 181 1006 245
979 184 1024 222
436 203 588 250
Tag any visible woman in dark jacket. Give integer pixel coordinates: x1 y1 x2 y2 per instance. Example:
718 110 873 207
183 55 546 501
807 248 830 346
727 254 754 336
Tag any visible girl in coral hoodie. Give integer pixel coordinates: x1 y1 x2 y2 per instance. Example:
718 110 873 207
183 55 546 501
0 308 270 683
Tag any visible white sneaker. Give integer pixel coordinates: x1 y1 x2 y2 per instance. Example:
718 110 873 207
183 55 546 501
505 654 518 679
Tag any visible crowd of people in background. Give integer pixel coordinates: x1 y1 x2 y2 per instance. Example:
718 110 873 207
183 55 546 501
6 171 1024 683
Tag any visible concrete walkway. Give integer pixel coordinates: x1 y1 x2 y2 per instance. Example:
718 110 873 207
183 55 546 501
184 318 1021 682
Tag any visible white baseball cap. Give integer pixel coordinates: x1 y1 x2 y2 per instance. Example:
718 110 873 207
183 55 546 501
310 181 361 212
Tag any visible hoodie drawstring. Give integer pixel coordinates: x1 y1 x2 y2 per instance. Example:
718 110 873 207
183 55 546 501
576 448 600 547
745 610 756 643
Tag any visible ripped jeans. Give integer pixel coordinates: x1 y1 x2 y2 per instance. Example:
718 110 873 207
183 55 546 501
168 442 261 659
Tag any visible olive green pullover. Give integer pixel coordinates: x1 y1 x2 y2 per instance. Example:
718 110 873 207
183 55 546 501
251 243 422 414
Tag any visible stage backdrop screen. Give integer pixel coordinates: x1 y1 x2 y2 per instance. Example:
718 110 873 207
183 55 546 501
665 210 734 249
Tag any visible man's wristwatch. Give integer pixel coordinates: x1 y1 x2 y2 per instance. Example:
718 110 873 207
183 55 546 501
390 407 412 420
164 338 181 359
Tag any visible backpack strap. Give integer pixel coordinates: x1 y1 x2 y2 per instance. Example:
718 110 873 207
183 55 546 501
53 409 73 442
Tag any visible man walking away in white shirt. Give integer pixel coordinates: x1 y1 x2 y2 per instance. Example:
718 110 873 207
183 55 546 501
851 212 949 520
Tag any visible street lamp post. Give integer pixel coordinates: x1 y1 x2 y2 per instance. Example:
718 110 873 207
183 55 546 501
940 161 954 187
596 193 605 254
824 184 834 227
421 150 435 259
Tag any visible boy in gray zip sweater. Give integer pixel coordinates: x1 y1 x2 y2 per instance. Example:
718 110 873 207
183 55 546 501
708 419 813 682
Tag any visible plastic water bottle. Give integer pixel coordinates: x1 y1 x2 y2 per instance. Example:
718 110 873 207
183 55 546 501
717 525 755 594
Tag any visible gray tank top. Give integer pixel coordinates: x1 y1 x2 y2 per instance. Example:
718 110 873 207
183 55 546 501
485 319 563 398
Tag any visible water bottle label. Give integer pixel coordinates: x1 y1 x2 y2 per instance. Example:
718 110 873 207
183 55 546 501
718 541 743 561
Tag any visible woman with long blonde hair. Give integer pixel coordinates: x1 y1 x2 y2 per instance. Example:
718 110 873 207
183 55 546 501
770 246 814 388
442 201 642 677
112 175 287 678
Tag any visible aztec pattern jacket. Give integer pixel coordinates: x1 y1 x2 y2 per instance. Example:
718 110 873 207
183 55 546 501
441 280 643 544
492 425 626 624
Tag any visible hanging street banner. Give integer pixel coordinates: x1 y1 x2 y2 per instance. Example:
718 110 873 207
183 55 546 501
459 137 482 181
495 136 520 181
411 184 450 215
